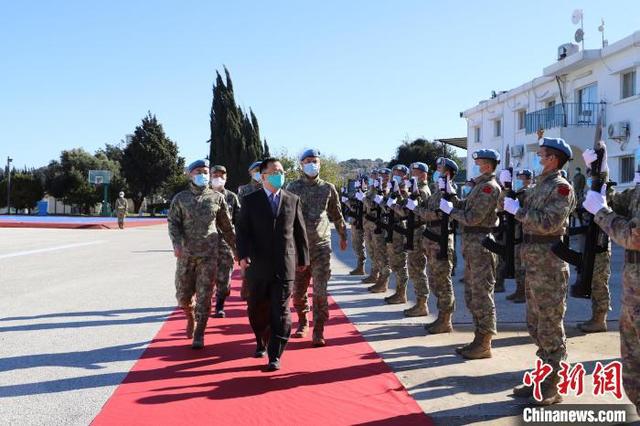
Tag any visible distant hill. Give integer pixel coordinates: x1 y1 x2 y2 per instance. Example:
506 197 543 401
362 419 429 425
339 158 387 177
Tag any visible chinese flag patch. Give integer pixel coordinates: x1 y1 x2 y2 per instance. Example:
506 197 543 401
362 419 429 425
482 185 493 194
558 185 570 196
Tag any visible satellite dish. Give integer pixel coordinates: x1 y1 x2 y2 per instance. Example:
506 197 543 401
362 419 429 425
598 18 605 32
572 9 583 25
575 29 584 43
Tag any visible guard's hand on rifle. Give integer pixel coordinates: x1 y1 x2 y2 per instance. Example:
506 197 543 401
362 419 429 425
341 196 348 203
406 198 417 211
438 177 455 194
499 169 512 185
439 198 453 214
386 197 396 208
582 149 597 166
503 197 520 215
374 194 383 205
583 186 608 215
355 191 365 202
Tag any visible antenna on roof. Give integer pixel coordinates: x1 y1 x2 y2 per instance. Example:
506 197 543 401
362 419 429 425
598 18 608 48
571 9 584 50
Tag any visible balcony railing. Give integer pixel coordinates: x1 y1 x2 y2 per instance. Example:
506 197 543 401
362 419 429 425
525 102 605 134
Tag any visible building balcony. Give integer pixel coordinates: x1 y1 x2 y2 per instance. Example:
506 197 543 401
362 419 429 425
525 102 605 134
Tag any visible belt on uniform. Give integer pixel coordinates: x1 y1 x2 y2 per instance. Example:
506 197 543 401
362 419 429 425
626 250 640 264
522 234 562 244
424 220 442 227
463 226 495 234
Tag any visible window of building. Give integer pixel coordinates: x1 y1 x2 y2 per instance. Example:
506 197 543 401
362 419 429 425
474 126 481 143
620 156 635 183
517 110 526 130
622 70 636 99
494 119 501 137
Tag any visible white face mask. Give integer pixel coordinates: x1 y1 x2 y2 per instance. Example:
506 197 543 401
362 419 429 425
211 177 226 188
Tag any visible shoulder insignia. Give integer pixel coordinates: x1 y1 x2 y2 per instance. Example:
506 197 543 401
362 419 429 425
557 185 571 197
482 185 493 194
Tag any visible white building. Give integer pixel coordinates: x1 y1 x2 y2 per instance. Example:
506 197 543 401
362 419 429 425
462 30 639 189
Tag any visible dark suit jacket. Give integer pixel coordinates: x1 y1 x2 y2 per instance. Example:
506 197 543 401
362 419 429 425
236 189 309 282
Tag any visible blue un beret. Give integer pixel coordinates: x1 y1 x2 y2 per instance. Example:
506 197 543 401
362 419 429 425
517 169 533 179
188 159 210 173
436 157 459 173
378 168 391 175
248 161 262 171
539 137 573 159
299 149 321 161
472 149 501 163
393 164 409 175
411 162 429 173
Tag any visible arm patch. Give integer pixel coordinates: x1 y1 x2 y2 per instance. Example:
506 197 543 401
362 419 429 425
482 185 493 194
557 185 570 197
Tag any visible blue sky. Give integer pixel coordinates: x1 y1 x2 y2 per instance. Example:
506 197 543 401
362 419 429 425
1 1 638 169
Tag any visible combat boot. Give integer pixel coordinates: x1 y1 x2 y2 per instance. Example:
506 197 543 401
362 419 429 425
384 283 407 304
368 275 389 293
512 383 534 398
578 311 607 333
361 271 378 284
535 372 562 406
292 313 309 338
403 296 428 317
312 322 325 347
455 330 481 354
507 281 525 303
349 260 365 276
494 277 505 293
213 296 226 318
461 332 492 359
191 315 207 349
184 307 195 339
428 311 453 334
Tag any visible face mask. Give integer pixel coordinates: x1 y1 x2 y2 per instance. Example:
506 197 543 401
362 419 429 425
471 165 481 178
252 172 262 182
193 173 209 187
432 171 441 183
368 178 375 186
586 177 592 188
119 193 124 198
532 160 543 177
211 177 226 188
303 163 320 177
392 175 402 184
462 186 471 196
267 173 285 190
513 180 524 191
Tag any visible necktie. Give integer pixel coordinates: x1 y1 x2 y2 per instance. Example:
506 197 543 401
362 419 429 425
269 193 278 216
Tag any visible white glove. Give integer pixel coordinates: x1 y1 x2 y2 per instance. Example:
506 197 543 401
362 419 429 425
355 191 365 201
374 194 383 204
386 181 393 191
503 197 520 215
386 197 396 207
499 169 512 185
406 198 417 211
439 198 453 214
635 172 640 185
582 149 597 166
373 180 380 188
403 179 411 188
583 187 608 215
438 177 455 194
354 181 361 188
341 196 348 203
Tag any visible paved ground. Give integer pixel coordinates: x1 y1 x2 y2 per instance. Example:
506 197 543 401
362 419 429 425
0 225 637 425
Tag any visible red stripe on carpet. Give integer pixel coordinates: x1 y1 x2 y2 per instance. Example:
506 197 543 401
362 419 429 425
92 272 431 426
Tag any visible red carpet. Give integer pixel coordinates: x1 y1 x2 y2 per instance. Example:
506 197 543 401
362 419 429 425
92 272 431 426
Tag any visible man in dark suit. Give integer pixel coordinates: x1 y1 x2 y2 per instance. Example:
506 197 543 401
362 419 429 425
236 157 309 371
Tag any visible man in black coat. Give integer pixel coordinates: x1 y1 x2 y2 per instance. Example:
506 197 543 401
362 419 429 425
236 157 309 371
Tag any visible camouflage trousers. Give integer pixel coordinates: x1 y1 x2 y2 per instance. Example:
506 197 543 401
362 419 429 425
387 229 408 291
364 221 379 276
373 229 390 280
424 232 455 312
293 241 332 325
351 225 366 264
591 249 612 313
515 243 525 289
117 213 125 229
462 233 497 335
175 255 217 323
522 242 569 370
407 226 428 297
620 263 640 414
216 235 234 298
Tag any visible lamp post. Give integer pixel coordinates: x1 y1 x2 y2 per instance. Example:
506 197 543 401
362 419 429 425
6 156 13 215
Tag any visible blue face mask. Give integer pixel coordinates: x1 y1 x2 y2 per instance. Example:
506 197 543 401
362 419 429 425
368 178 375 186
267 173 285 190
532 160 543 177
193 173 209 187
303 162 320 177
392 175 402 184
462 186 471 196
471 165 481 178
513 180 524 191
252 172 262 182
432 171 441 183
586 177 593 188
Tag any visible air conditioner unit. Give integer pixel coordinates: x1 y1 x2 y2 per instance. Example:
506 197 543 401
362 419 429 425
607 121 630 140
557 43 579 61
510 145 525 158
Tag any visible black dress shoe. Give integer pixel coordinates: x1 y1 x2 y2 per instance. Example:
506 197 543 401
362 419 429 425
254 348 266 358
267 360 280 371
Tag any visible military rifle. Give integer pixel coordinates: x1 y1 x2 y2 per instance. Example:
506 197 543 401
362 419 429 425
384 180 400 243
394 177 419 250
422 173 452 260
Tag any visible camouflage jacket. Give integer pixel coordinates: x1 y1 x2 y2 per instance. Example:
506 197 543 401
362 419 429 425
595 185 640 250
215 188 240 225
514 170 575 236
237 181 262 200
115 198 127 213
415 182 456 232
393 180 431 220
286 176 347 244
450 173 501 229
168 183 236 257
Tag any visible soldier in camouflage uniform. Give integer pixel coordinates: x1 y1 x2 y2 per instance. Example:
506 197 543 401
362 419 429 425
114 192 128 229
440 150 500 359
168 159 236 349
287 149 348 347
343 176 367 275
210 165 241 318
506 169 534 303
505 137 576 406
393 162 430 316
361 170 380 284
236 161 263 300
411 158 458 330
383 164 411 304
583 152 640 415
368 168 392 293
